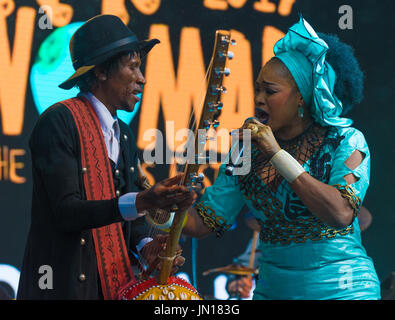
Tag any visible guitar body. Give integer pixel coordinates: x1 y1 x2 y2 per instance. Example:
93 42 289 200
118 276 201 300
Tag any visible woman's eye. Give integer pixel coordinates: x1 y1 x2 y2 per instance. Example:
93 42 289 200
265 88 276 95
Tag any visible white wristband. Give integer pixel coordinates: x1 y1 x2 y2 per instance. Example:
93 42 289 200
270 149 305 183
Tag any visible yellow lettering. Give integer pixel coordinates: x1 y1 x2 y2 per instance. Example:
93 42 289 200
0 7 36 136
0 0 14 17
0 145 9 180
130 0 161 15
9 149 25 184
102 0 129 25
262 25 285 65
137 25 206 157
36 0 73 27
203 0 228 10
0 146 25 183
278 0 295 16
253 0 276 13
227 0 247 8
141 163 156 186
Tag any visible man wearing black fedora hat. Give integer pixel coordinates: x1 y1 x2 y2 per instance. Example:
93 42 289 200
17 14 195 300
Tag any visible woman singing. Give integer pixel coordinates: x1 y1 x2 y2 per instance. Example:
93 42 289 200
182 17 380 300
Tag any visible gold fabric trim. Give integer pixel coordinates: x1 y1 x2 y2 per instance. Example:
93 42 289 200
194 202 232 237
332 184 362 219
239 170 354 245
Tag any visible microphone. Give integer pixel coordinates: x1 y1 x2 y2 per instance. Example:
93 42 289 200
225 117 265 176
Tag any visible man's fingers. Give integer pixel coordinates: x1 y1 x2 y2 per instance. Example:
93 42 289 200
164 193 194 209
175 256 185 267
162 185 191 198
153 234 168 243
171 266 179 275
165 191 189 199
161 174 184 187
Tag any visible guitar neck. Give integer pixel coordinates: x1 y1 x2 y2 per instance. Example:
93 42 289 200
157 30 233 285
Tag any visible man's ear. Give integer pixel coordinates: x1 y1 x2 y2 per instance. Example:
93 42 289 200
94 66 107 81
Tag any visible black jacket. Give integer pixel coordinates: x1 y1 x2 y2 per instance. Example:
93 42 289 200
17 103 149 299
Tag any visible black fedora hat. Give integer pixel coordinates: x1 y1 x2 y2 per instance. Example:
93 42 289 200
59 14 160 90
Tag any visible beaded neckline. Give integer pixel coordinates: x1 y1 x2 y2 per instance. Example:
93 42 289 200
250 123 327 194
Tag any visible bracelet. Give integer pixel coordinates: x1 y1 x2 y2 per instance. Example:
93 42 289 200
332 184 361 219
270 149 305 183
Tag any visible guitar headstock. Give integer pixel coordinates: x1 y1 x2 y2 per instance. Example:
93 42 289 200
197 30 234 133
185 30 235 186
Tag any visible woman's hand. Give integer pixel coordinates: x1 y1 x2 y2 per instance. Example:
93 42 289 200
234 117 281 159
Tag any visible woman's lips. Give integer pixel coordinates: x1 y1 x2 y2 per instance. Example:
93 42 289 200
255 108 269 124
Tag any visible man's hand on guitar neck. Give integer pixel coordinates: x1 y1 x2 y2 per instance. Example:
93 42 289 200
135 173 197 213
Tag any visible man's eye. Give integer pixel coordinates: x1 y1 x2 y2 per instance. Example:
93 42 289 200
130 63 140 69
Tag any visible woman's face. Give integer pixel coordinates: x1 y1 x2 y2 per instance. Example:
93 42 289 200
254 59 306 136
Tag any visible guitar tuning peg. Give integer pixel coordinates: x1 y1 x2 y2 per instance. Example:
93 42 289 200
202 119 220 129
189 173 205 184
230 39 236 46
196 173 205 182
208 102 223 112
218 51 234 60
221 36 231 45
214 67 230 77
211 86 227 95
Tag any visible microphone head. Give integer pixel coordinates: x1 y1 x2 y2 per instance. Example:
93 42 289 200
224 165 235 176
244 116 260 124
244 116 268 126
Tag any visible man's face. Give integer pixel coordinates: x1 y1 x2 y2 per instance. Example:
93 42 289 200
102 53 145 113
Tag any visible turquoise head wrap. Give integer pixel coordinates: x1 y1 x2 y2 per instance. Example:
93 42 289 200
273 17 352 127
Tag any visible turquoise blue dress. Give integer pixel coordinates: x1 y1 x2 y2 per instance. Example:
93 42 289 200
195 124 380 300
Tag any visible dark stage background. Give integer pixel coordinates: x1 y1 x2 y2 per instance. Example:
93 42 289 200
0 0 394 299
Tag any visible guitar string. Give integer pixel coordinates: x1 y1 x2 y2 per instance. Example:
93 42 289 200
140 56 215 273
145 57 212 236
